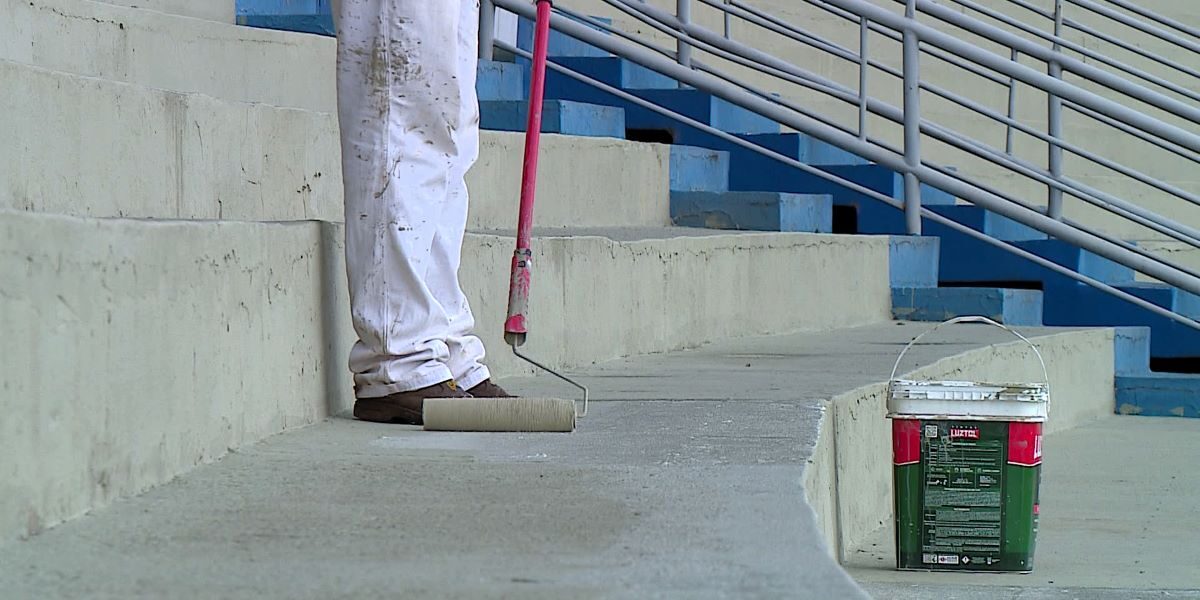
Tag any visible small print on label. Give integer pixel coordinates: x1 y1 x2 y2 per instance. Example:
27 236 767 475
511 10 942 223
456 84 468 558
938 555 960 565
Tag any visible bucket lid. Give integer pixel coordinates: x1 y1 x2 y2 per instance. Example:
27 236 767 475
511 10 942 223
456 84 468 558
888 379 1049 421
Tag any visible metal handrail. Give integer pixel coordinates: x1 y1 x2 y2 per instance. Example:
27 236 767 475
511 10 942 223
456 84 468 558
1070 0 1200 55
601 0 1200 246
484 0 1200 333
1098 0 1200 40
495 35 1200 332
939 0 1200 102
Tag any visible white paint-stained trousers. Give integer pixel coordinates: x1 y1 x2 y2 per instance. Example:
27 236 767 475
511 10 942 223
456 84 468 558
335 0 490 398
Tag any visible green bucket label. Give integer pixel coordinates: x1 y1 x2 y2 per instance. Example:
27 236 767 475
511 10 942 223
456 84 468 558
893 419 1043 572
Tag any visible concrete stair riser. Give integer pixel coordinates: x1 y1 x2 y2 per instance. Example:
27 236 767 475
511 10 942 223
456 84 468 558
1 60 675 230
3 0 335 111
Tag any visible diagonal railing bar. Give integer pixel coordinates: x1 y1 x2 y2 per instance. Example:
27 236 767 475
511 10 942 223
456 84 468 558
493 35 1200 332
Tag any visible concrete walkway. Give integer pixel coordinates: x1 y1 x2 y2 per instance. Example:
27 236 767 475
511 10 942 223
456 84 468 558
0 323 1133 598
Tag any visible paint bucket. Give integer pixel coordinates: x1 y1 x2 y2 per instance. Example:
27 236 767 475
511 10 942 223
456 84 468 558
887 316 1049 573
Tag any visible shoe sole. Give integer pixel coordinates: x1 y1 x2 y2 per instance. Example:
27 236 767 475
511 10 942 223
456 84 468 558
353 398 423 425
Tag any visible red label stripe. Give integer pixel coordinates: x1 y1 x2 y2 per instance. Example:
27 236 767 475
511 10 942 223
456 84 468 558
893 419 923 466
1007 422 1044 467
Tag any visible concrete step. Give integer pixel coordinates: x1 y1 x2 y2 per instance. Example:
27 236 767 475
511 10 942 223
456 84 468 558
2 0 336 111
0 210 892 542
670 191 832 233
1136 240 1200 283
0 59 676 230
891 287 1044 326
480 99 625 138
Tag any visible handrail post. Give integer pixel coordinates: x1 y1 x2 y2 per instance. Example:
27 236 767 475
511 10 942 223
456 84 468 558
1047 0 1064 220
903 0 922 235
677 0 693 67
859 16 869 140
723 0 732 40
1006 48 1018 154
479 0 496 60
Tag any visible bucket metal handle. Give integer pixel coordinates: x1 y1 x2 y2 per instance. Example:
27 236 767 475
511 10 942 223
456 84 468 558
888 316 1050 391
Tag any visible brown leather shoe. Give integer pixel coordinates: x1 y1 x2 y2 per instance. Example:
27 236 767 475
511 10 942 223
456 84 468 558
467 379 514 398
353 381 470 425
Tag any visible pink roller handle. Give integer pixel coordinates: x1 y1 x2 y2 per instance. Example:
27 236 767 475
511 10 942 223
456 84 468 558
504 0 554 346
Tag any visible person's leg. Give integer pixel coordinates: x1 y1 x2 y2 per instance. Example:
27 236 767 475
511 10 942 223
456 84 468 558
337 0 467 398
426 0 492 392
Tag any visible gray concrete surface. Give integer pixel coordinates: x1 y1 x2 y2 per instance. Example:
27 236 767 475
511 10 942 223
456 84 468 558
0 324 1091 599
1 0 323 109
0 209 891 542
0 57 670 230
851 417 1200 598
92 0 235 23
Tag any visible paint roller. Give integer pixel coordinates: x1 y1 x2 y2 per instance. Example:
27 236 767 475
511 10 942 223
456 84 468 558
423 0 587 433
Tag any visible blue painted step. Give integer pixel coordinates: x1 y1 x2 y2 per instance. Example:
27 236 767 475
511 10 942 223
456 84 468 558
1117 374 1200 417
236 0 335 35
1115 282 1200 319
1114 327 1153 376
720 162 954 237
892 287 1044 326
670 146 730 193
925 205 1046 242
1042 281 1200 358
938 237 1135 287
517 15 612 58
674 130 870 168
545 69 779 135
548 56 679 90
480 100 624 138
478 60 527 102
728 163 954 207
890 237 940 289
670 192 831 232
